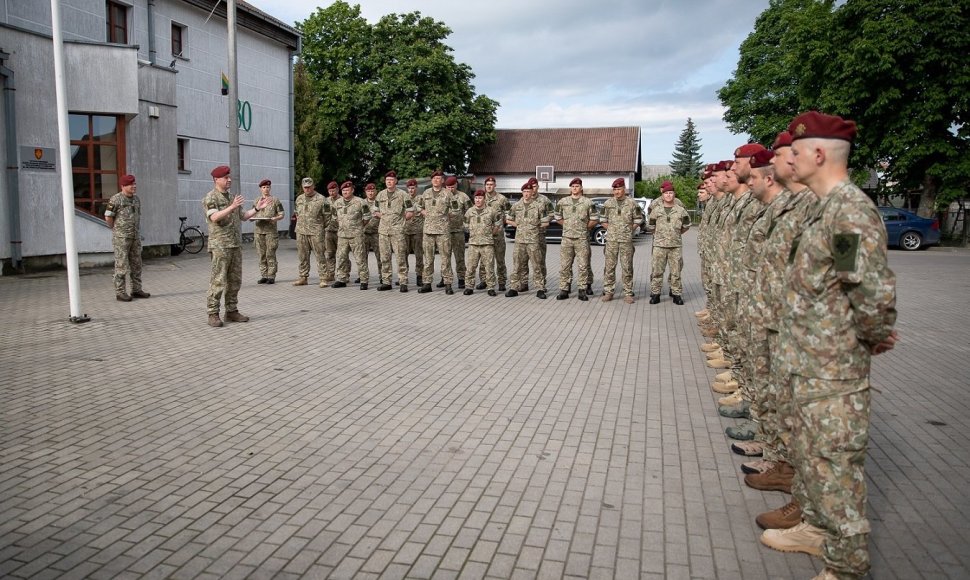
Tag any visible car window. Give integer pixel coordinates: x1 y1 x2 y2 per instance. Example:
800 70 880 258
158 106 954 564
882 211 904 222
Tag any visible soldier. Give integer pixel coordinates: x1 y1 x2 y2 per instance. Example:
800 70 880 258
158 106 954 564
600 177 644 304
104 174 150 301
374 171 414 292
529 177 555 281
252 178 284 284
403 178 424 286
760 112 898 580
202 165 270 327
322 180 340 286
361 183 382 284
463 189 502 296
444 175 471 289
647 180 691 304
292 177 331 287
477 176 511 291
505 182 549 298
555 177 597 301
416 170 458 294
332 181 372 289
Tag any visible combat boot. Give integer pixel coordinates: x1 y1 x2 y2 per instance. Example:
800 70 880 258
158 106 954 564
760 522 824 556
556 290 569 300
701 342 721 353
756 500 802 530
436 279 445 288
744 460 794 492
707 358 732 369
116 293 132 302
293 277 308 286
712 379 738 394
499 283 506 291
505 289 518 297
730 440 764 457
463 288 474 295
225 311 250 323
207 313 223 327
672 295 684 305
577 289 588 301
378 284 392 291
418 284 432 293
718 401 750 419
400 284 408 293
648 293 660 304
319 281 329 288
741 459 775 475
444 286 454 295
487 289 497 296
726 420 757 441
131 290 151 299
536 290 547 299
359 283 368 290
718 390 743 406
694 308 709 317
714 369 733 382
624 295 634 304
458 278 465 289
601 293 613 302
416 276 424 286
475 281 487 290
706 348 724 359
585 284 592 295
332 280 347 288
701 327 718 338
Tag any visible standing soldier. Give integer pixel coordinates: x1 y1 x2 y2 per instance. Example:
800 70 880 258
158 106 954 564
403 178 424 286
361 183 382 285
647 180 691 304
444 175 471 289
202 165 270 327
321 181 340 286
374 170 415 292
505 182 549 299
417 170 457 294
332 181 372 289
528 177 555 283
292 177 331 287
463 189 502 296
478 176 511 291
760 112 898 580
104 174 150 301
600 177 644 304
555 177 597 301
252 178 284 284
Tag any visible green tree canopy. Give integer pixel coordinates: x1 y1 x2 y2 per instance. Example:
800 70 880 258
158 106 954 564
295 2 499 186
669 118 704 177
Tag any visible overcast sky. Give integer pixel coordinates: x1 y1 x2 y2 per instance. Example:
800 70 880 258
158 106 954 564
245 0 771 166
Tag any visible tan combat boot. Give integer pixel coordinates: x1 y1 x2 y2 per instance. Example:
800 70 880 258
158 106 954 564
207 314 223 327
694 308 709 317
700 342 721 353
701 327 718 338
292 277 308 286
712 379 738 393
319 280 330 287
756 500 802 530
718 391 743 406
706 348 724 360
225 311 250 323
707 358 732 369
715 370 734 382
745 461 794 492
760 521 825 556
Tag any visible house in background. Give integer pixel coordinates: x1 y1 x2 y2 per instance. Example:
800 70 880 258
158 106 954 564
468 127 642 200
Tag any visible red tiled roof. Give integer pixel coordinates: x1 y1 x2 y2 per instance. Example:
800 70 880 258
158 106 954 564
469 127 641 175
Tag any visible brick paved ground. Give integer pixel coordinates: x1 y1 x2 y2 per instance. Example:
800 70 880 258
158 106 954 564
1 233 968 579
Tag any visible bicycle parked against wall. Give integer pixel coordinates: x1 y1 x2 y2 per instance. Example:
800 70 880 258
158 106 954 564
177 216 206 254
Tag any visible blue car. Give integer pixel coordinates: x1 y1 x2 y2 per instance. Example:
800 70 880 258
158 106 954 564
879 207 941 251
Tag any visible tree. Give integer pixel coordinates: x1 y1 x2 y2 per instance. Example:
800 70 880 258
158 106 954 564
669 118 704 177
295 2 499 184
293 60 324 192
638 175 701 210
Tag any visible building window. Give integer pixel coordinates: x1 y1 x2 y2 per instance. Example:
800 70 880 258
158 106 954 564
177 138 189 171
70 113 126 216
106 1 128 44
172 22 185 57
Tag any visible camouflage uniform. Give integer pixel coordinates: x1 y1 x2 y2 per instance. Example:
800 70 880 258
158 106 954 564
252 195 284 280
376 187 414 286
464 205 502 290
448 190 471 283
708 193 736 343
698 197 719 301
555 195 596 291
203 188 244 316
322 196 339 285
362 197 381 282
728 191 765 400
535 193 555 278
507 198 549 292
647 203 691 295
294 192 331 281
600 197 644 297
333 196 371 284
104 192 143 296
404 190 424 282
417 187 458 286
781 180 896 578
480 191 511 287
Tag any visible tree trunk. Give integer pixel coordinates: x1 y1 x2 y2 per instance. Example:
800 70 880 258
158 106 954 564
916 172 937 218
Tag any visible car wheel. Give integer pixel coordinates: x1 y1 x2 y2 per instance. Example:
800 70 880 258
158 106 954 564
592 228 607 246
900 230 922 251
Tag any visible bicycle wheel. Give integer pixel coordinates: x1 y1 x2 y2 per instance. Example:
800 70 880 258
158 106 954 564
181 227 205 254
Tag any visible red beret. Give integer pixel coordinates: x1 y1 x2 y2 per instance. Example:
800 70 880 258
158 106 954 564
258 178 271 187
750 149 775 169
445 176 458 186
520 183 532 192
734 143 767 158
431 170 444 177
365 183 376 191
660 180 674 192
119 174 136 186
340 181 353 189
714 160 734 172
406 178 417 186
484 176 496 184
384 170 397 178
789 111 857 142
474 189 486 197
706 163 717 172
569 177 583 186
211 165 230 178
772 131 793 149
611 178 626 189
527 177 538 186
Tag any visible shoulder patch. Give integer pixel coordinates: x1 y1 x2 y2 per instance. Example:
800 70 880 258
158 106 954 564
832 233 860 272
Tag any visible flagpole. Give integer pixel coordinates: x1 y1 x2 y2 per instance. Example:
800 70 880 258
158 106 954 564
227 0 240 178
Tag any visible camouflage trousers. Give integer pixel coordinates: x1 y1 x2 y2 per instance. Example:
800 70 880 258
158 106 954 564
716 288 739 363
296 232 326 279
510 241 545 291
558 236 591 291
336 235 368 283
450 231 466 282
379 231 408 285
206 247 242 315
650 245 683 295
465 244 495 290
254 232 279 279
112 235 143 295
422 233 453 286
699 252 711 304
405 232 423 281
602 240 634 297
363 232 382 283
727 291 748 389
478 235 508 286
538 237 548 278
323 230 338 284
757 330 790 463
789 379 871 578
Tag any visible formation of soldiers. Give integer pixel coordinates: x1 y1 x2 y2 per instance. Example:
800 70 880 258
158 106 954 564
695 111 897 580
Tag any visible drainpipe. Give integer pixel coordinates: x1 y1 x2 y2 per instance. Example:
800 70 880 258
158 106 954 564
147 0 157 64
1 49 23 272
288 40 299 219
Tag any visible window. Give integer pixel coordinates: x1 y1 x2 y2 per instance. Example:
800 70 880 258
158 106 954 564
177 138 189 172
70 114 126 216
171 22 185 57
106 1 128 44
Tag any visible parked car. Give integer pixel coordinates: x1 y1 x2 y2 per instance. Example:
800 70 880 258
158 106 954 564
879 207 941 251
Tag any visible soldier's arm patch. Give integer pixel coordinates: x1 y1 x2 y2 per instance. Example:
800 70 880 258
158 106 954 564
832 233 861 272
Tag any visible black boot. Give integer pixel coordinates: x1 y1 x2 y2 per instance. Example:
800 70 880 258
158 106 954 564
400 284 408 292
463 288 474 295
475 281 487 290
536 290 547 299
445 286 454 295
436 279 445 288
556 290 569 300
418 284 432 293
416 276 424 286
505 289 518 297
649 293 661 304
577 289 588 301
457 278 465 289
487 289 497 296
672 295 684 305
378 284 392 291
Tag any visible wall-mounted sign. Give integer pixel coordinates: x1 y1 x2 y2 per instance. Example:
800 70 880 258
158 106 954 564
20 146 57 171
237 100 252 132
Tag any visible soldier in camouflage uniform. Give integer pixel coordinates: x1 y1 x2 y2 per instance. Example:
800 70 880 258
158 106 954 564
292 177 331 287
361 183 381 284
202 165 270 327
251 179 284 284
600 177 644 304
104 174 150 301
416 171 458 294
527 178 556 285
332 181 372 289
760 112 898 580
463 190 502 296
444 176 470 288
505 182 549 299
374 171 415 292
555 177 597 301
403 179 424 286
647 180 691 304
322 181 340 286
477 176 511 291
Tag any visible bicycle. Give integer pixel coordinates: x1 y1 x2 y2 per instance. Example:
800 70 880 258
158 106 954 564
177 217 206 254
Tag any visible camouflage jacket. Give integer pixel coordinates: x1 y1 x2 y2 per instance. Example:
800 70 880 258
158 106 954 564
251 195 284 234
375 187 413 234
202 188 242 250
507 198 549 244
325 195 339 232
464 206 502 245
417 188 458 235
448 191 472 233
555 195 597 239
404 192 424 235
699 194 725 259
648 204 691 248
333 195 371 238
104 192 140 238
710 192 740 285
728 192 764 292
600 197 644 244
294 192 331 235
484 192 511 226
781 180 897 382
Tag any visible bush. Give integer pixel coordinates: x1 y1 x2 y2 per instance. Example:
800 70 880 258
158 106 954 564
637 175 701 209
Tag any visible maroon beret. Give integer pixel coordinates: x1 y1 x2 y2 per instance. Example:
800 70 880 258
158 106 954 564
406 178 418 186
258 178 271 187
340 181 353 189
327 181 338 189
660 180 674 192
772 131 793 149
474 189 486 197
119 174 136 186
734 143 767 158
384 170 397 178
714 160 734 172
611 178 626 189
569 177 583 186
210 165 231 178
527 177 538 186
706 163 717 172
750 149 775 169
789 111 857 142
365 183 376 191
520 182 532 192
484 176 496 184
444 176 458 186
431 170 444 177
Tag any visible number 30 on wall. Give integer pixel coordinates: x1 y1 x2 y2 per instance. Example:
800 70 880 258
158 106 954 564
237 100 252 132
